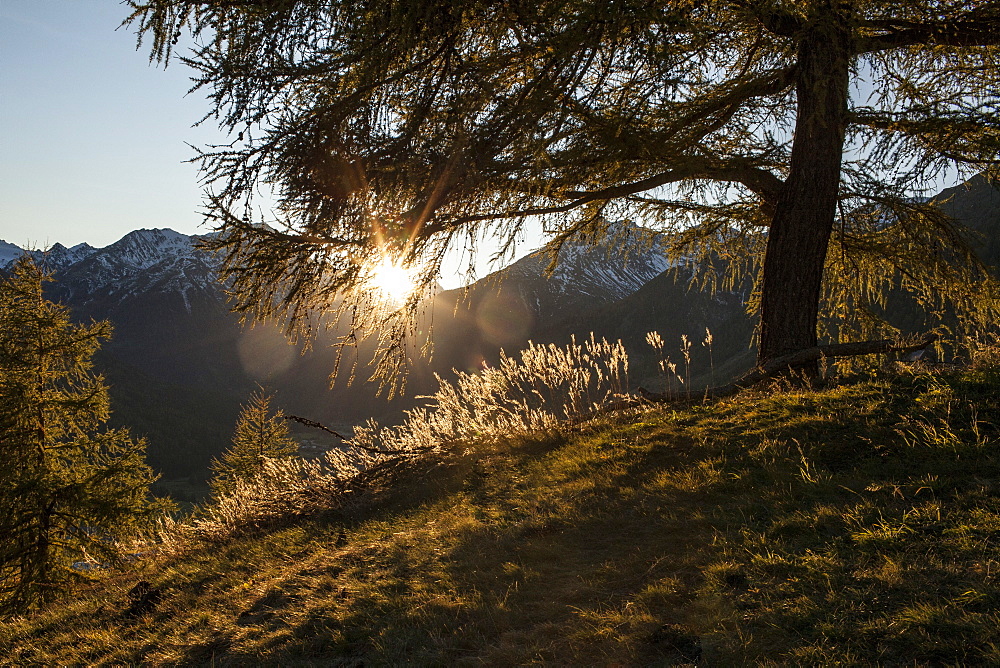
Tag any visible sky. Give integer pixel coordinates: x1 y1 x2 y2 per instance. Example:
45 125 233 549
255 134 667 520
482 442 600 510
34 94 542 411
0 1 540 288
0 1 223 250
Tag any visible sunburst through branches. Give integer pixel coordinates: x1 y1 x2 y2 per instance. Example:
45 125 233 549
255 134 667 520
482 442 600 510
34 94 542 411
366 256 417 305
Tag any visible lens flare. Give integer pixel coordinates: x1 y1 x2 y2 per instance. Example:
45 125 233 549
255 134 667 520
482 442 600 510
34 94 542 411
368 257 416 303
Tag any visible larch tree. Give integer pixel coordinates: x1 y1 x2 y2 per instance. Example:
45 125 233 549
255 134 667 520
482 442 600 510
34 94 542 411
209 389 298 497
126 0 1000 385
0 257 171 615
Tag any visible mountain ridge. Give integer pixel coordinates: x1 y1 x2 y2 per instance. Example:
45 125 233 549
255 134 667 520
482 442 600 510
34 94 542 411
1 220 683 481
2 174 996 483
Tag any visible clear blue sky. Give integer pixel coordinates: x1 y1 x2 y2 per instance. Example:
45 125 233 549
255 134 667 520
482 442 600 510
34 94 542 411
0 0 225 250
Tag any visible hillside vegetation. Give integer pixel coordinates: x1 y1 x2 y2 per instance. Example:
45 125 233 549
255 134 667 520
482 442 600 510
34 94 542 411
2 358 999 665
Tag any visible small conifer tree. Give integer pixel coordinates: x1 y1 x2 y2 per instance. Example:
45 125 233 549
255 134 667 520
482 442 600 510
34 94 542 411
0 257 171 614
209 389 298 497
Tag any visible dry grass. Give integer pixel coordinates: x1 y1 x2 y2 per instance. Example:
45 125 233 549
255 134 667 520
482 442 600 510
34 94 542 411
155 335 632 547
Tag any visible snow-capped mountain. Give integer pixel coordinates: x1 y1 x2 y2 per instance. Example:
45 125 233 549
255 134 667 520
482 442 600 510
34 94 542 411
97 227 196 270
56 229 223 312
1 230 241 481
2 222 688 477
2 228 205 272
0 239 25 266
3 240 98 271
422 220 684 371
30 242 98 270
445 220 676 323
2 228 224 312
499 220 678 306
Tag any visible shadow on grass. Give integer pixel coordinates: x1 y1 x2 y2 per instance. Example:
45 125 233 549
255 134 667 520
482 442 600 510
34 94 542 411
256 420 734 665
6 372 999 666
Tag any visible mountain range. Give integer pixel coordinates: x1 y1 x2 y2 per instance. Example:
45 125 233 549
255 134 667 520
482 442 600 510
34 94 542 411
0 221 696 485
2 174 997 490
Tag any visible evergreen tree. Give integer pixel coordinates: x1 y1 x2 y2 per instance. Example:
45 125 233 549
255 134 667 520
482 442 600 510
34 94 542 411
209 390 298 497
127 1 1000 380
0 257 171 614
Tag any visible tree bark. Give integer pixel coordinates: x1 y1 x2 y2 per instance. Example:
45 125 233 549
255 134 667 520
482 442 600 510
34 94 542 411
758 2 853 371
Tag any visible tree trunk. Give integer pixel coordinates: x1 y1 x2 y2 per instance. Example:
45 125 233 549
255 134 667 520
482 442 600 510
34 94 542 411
758 3 853 371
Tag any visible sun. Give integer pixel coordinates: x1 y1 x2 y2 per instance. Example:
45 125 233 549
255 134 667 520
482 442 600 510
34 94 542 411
368 257 417 303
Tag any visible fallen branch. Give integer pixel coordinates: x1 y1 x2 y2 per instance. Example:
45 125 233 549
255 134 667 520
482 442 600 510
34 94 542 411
282 414 348 440
282 413 434 457
639 333 938 402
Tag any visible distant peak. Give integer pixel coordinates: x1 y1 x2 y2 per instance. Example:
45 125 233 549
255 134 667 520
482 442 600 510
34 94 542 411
0 239 24 266
112 228 195 249
123 227 187 240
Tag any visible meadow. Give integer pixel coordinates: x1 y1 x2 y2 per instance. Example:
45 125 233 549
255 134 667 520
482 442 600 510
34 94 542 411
2 340 999 665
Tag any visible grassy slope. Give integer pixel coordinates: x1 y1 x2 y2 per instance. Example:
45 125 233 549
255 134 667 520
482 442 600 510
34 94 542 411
2 367 999 666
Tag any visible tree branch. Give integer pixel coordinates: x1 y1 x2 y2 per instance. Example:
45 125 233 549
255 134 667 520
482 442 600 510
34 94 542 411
282 414 434 457
848 110 995 135
858 15 1000 52
732 0 804 36
448 161 783 226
